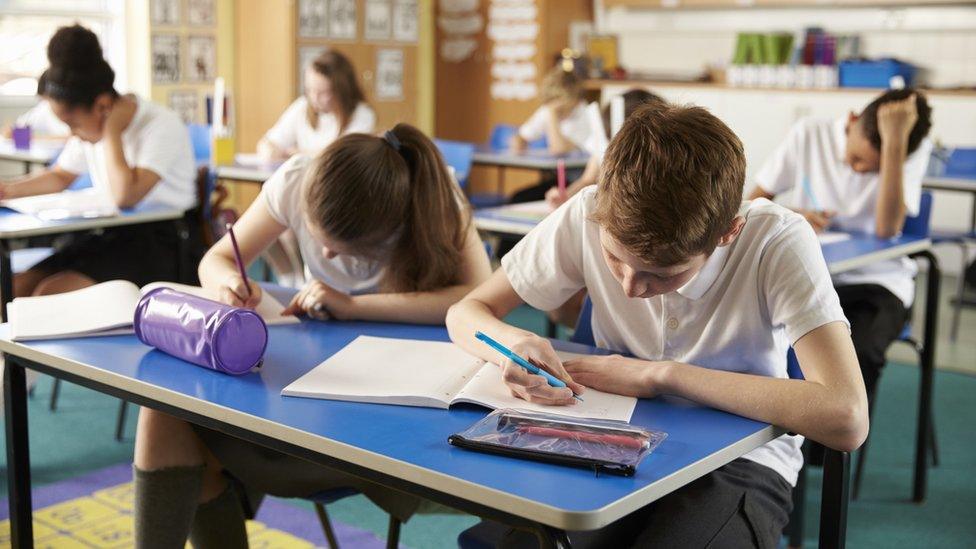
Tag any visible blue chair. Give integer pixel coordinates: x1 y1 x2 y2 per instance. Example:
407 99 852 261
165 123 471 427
489 124 547 151
852 190 939 499
435 137 507 209
188 123 212 162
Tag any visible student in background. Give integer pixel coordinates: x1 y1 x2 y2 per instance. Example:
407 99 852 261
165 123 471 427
447 103 868 546
749 89 933 406
544 88 664 210
0 25 199 298
257 49 375 160
132 124 491 549
510 65 590 155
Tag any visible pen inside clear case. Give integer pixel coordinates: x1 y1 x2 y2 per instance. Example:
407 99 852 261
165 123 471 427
449 408 666 476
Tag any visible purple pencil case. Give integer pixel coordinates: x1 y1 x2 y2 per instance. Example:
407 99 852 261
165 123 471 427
134 287 268 375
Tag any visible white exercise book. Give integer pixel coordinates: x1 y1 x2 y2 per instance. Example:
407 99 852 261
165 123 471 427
817 231 851 245
0 188 119 221
281 335 638 422
8 280 298 341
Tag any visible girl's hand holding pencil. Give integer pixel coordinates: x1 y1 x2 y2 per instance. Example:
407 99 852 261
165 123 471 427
216 274 262 309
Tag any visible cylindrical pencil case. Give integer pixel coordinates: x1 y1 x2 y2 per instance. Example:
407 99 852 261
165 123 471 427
134 287 268 375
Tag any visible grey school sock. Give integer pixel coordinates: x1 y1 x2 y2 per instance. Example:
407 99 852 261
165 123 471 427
133 464 204 549
188 480 249 549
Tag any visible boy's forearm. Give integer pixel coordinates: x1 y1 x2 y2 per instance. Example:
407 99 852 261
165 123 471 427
446 299 532 363
875 139 909 238
649 359 868 452
344 285 474 325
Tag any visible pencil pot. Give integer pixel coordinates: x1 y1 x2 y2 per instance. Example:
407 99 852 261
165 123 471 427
134 287 267 375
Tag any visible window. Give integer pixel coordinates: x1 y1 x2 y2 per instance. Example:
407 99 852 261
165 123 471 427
0 0 125 98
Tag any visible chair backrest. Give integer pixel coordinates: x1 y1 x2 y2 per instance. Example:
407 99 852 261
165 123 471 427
570 296 596 347
901 190 933 238
489 124 547 151
786 348 803 380
433 138 475 189
187 123 211 162
67 172 93 190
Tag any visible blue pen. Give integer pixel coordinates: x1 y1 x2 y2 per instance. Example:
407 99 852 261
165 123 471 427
475 331 583 402
801 176 822 212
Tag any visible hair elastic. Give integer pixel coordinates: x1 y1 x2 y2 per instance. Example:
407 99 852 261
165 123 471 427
383 130 402 153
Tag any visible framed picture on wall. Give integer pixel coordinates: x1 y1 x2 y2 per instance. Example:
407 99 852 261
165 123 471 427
329 0 358 40
365 0 392 42
187 0 216 26
186 35 217 82
151 34 181 83
169 90 199 124
299 0 329 38
376 48 404 100
298 46 326 94
151 0 180 26
393 0 418 43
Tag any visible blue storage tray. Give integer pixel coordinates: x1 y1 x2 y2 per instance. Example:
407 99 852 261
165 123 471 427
945 148 976 178
839 59 916 88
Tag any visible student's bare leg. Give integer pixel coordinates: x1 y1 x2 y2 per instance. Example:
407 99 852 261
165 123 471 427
134 408 244 548
30 270 97 296
13 268 50 298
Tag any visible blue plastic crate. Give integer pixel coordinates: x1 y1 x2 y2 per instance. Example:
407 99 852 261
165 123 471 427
838 58 916 88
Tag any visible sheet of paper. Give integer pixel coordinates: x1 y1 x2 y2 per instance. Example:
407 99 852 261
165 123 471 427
489 200 551 222
140 282 300 326
9 280 142 340
818 231 850 245
1 189 119 221
281 336 483 407
454 352 638 422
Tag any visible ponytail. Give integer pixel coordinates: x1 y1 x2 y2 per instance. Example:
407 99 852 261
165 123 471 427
303 123 470 292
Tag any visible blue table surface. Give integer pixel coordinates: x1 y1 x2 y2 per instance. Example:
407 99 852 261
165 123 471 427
819 232 928 266
0 287 772 516
474 145 590 161
0 203 181 237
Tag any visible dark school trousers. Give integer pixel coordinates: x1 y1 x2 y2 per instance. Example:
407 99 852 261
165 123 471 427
835 283 910 402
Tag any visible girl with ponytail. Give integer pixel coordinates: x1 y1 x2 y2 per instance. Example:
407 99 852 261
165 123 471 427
132 124 491 548
1 24 199 297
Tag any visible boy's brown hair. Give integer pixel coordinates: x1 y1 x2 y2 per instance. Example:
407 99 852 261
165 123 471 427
593 102 745 266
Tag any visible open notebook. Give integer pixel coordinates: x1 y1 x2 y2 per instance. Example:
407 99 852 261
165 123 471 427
0 188 119 221
281 336 638 422
8 280 298 341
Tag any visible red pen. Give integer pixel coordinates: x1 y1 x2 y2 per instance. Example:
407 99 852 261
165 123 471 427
556 159 567 201
517 425 648 450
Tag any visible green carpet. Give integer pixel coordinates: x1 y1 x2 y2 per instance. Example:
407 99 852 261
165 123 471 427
2 305 974 547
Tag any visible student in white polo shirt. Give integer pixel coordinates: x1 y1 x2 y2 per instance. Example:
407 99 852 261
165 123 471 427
257 49 375 160
1 25 199 298
447 102 868 546
749 89 933 404
511 65 591 155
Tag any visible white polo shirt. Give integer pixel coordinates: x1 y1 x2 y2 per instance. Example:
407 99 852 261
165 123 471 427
260 154 386 294
263 97 376 155
754 117 932 306
56 95 197 211
518 101 592 152
501 188 849 486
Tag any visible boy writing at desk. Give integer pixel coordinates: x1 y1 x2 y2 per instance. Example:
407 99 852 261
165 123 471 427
448 102 869 546
749 89 932 408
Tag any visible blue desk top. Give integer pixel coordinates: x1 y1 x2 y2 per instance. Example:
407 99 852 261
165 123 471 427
0 286 776 529
0 204 184 239
472 146 590 170
819 232 930 274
